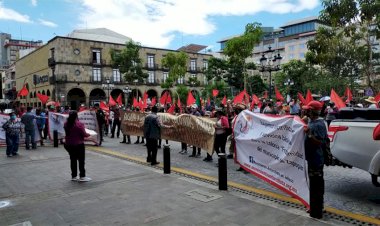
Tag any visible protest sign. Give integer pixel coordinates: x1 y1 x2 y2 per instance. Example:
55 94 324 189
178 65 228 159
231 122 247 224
234 110 309 207
121 111 215 153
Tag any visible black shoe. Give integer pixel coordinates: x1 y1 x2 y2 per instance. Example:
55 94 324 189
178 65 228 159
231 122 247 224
12 153 19 156
7 154 12 157
158 146 161 149
227 154 233 159
236 167 244 171
126 141 131 144
203 157 212 162
151 161 160 166
143 144 147 147
134 141 139 144
110 136 114 138
147 158 151 163
189 154 196 157
140 141 145 144
120 141 126 143
26 147 30 150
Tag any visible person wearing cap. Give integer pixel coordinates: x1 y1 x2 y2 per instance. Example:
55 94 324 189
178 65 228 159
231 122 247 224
303 100 328 219
365 97 378 109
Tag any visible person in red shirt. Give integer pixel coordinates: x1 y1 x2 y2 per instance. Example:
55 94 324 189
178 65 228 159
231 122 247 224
64 111 91 182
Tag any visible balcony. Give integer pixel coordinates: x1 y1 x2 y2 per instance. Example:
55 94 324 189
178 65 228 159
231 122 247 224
146 79 160 86
48 57 56 68
90 59 106 65
55 74 67 83
188 66 201 73
145 63 159 70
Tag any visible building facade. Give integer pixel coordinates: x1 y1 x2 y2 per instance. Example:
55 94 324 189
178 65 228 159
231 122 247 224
15 29 211 109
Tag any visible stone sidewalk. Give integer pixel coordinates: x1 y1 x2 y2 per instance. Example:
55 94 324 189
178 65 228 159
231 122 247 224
0 145 336 225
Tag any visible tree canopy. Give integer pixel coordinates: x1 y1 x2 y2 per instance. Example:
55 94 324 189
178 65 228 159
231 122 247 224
161 51 188 88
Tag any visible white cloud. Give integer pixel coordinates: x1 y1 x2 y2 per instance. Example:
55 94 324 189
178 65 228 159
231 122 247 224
78 0 319 48
31 0 37 6
38 19 57 27
0 2 31 23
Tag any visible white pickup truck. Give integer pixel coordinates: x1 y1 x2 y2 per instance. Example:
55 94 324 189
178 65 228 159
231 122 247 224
328 108 380 187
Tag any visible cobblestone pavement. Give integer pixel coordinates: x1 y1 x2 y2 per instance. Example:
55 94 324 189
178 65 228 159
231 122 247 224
101 135 380 219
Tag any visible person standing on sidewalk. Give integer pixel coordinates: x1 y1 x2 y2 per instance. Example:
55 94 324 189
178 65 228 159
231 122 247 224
64 111 91 182
94 103 106 145
2 112 24 157
21 106 37 150
111 105 121 138
143 105 171 165
35 108 46 146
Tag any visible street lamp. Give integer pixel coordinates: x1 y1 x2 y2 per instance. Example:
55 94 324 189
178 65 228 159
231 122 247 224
259 46 282 99
102 77 114 104
284 78 294 102
123 86 132 107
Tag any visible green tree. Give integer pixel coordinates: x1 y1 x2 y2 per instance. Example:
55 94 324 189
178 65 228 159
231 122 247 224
175 84 189 105
204 57 228 81
223 22 263 90
247 75 266 95
161 51 188 88
201 80 229 100
110 41 148 83
317 0 380 92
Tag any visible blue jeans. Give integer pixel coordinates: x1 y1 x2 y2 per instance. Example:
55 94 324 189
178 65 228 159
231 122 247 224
6 134 20 155
25 129 36 149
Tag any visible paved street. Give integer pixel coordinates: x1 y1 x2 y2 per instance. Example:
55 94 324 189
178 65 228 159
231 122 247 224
99 135 380 220
0 142 335 226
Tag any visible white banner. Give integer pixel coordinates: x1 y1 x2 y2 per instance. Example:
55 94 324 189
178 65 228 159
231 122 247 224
234 110 309 207
0 113 41 146
48 110 99 145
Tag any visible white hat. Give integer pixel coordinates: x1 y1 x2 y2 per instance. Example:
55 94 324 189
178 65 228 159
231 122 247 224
191 104 198 109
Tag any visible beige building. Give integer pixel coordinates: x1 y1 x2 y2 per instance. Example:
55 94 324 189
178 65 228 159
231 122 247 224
15 28 211 109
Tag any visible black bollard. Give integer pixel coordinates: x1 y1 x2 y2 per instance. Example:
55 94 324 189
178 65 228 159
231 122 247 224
218 153 228 190
53 130 58 147
163 144 171 174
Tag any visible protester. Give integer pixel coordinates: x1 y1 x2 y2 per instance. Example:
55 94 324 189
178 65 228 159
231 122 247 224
263 102 277 114
111 105 121 138
143 105 171 165
204 110 229 162
64 110 91 182
365 97 378 109
2 112 24 157
303 101 328 219
324 102 338 126
94 103 106 145
228 104 245 159
289 99 300 115
21 106 37 150
189 104 202 157
35 108 46 146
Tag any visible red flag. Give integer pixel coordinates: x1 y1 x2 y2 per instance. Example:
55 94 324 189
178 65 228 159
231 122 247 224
151 97 156 106
250 94 260 109
375 92 380 102
100 101 109 112
160 92 168 105
187 91 196 106
275 87 284 102
306 89 314 104
262 91 268 99
167 104 175 114
344 87 353 103
133 98 138 108
233 90 249 104
109 95 117 107
116 93 123 106
221 96 227 106
297 92 307 105
36 93 49 105
166 93 172 104
330 89 346 109
212 89 219 97
55 101 61 107
177 98 182 113
17 84 29 97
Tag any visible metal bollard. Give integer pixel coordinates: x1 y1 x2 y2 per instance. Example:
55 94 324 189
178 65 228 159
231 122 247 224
218 153 228 190
53 130 58 147
163 144 171 174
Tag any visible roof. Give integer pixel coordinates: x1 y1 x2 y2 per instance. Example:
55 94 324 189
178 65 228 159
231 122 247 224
66 28 132 44
217 34 242 43
280 16 319 28
177 44 208 53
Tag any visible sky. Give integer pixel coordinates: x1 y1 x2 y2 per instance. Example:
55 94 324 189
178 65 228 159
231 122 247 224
0 0 322 51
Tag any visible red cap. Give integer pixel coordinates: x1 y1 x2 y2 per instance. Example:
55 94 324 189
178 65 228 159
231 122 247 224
302 100 323 111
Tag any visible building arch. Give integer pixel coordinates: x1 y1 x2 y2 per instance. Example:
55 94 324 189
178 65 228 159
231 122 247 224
110 89 123 105
67 88 86 110
42 90 45 95
47 90 51 96
89 88 106 106
131 89 142 101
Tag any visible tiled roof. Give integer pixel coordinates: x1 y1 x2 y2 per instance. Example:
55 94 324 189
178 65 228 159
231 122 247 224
67 28 131 44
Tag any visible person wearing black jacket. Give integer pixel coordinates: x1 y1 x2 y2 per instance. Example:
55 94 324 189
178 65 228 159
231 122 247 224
94 104 105 145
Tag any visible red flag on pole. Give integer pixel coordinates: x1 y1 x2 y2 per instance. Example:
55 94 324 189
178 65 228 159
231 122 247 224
166 93 172 104
36 93 49 105
250 94 260 110
375 92 380 102
275 87 284 102
233 90 249 104
133 98 138 108
212 89 219 97
151 97 156 106
167 104 175 114
177 98 182 114
221 96 227 106
207 97 211 105
306 89 314 104
116 93 123 106
187 91 196 106
344 87 353 103
330 89 346 109
262 91 268 99
160 92 168 105
100 101 109 112
17 84 29 97
297 92 307 105
109 95 117 107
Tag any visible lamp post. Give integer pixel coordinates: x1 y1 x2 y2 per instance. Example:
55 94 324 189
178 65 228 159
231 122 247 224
123 86 132 107
102 77 114 104
284 78 294 102
259 46 282 100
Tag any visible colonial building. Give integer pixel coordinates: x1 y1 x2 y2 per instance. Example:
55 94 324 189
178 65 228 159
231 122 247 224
15 28 211 109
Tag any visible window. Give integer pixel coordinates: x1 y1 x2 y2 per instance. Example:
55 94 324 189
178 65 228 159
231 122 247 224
92 49 101 64
190 59 197 71
204 75 208 85
112 69 121 82
147 54 155 68
299 43 305 49
163 72 168 82
288 45 295 51
299 53 305 59
177 76 184 84
50 48 55 58
288 54 294 59
148 71 155 83
92 67 101 82
203 59 208 70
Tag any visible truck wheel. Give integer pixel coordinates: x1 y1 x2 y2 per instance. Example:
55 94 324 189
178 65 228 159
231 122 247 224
371 174 380 187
